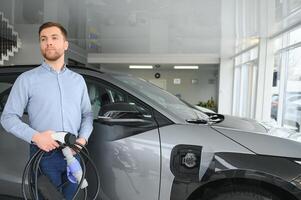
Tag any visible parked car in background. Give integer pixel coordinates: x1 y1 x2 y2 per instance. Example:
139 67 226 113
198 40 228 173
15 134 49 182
1 66 301 200
285 95 301 131
271 93 301 132
271 94 279 120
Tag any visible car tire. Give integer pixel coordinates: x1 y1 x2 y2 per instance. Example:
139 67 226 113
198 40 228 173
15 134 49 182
200 184 282 200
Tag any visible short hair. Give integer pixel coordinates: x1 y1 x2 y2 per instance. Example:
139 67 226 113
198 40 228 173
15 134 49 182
39 22 68 40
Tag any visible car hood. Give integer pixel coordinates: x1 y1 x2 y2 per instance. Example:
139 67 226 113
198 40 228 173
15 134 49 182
211 115 301 159
211 115 267 133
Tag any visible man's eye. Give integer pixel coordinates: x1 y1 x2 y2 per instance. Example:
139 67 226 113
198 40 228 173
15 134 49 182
40 38 46 42
53 37 58 40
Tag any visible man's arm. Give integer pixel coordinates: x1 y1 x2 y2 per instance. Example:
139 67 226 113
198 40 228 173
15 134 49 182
0 74 59 151
77 78 93 145
0 74 37 143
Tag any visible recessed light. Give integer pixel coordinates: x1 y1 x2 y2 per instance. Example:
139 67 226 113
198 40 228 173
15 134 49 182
129 65 153 69
174 66 199 69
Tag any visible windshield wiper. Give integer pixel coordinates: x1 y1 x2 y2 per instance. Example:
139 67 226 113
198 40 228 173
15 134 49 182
207 113 225 123
186 119 208 124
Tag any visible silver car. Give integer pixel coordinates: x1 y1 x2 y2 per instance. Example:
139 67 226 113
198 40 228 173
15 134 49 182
1 65 301 200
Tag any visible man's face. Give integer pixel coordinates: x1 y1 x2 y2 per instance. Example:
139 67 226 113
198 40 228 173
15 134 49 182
39 26 68 61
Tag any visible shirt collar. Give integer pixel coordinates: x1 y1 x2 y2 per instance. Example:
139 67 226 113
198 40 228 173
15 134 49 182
41 61 67 74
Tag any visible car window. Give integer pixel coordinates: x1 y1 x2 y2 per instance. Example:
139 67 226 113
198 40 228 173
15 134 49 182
84 77 152 119
83 76 164 140
112 74 203 121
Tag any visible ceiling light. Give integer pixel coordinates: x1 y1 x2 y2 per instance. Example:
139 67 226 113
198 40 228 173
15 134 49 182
129 65 153 69
174 66 199 69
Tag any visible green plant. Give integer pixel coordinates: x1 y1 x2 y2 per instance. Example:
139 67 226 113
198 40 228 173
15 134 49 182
197 97 217 111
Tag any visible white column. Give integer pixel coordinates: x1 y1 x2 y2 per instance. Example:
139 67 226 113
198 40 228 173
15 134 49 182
218 0 236 114
254 0 275 121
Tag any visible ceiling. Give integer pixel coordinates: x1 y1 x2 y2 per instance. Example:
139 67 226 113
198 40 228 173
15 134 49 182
84 0 221 55
1 0 222 67
100 63 219 71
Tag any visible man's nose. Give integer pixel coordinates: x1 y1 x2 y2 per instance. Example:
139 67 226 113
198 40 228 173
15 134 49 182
47 39 53 46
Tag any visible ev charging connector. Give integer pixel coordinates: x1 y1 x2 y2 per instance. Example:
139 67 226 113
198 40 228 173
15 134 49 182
52 132 88 189
51 131 76 145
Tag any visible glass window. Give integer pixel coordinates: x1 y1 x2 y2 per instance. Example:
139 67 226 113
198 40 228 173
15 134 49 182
83 76 169 140
233 67 241 115
274 37 283 53
235 56 242 66
240 64 249 117
85 78 138 119
271 54 281 121
233 62 258 118
233 46 258 118
112 74 209 122
250 47 258 60
271 26 301 133
250 63 258 118
283 46 301 132
289 27 301 46
242 52 250 64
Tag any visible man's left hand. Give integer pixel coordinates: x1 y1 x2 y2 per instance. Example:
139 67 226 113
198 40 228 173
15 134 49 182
71 138 87 155
76 137 87 146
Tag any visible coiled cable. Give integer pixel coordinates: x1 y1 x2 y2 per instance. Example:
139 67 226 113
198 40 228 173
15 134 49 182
21 142 100 200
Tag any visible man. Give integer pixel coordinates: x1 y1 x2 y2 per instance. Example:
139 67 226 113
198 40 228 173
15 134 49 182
0 22 93 200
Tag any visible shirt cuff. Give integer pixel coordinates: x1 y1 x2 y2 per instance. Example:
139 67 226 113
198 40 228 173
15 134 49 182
25 128 38 144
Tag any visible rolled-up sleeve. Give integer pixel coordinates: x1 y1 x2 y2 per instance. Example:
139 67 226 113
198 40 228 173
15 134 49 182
0 74 37 143
78 78 93 142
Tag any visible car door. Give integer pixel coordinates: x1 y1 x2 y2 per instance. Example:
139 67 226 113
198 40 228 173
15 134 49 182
0 74 30 198
84 76 164 200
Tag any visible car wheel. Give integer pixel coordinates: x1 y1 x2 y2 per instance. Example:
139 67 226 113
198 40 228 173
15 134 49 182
199 184 282 200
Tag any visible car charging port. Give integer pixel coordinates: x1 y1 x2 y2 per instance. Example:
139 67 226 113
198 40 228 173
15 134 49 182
170 144 202 182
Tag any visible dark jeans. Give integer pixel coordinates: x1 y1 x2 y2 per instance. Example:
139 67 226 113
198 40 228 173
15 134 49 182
30 145 78 200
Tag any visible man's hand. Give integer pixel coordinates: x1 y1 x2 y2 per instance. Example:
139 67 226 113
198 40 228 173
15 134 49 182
76 137 87 146
31 130 60 152
71 137 87 155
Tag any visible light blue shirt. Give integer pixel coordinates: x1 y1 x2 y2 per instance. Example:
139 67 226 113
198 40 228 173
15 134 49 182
0 62 93 143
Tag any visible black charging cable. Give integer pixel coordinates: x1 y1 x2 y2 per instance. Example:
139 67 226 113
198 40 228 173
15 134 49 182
21 136 100 200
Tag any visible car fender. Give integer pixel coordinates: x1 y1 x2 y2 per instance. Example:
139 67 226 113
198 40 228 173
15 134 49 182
169 152 301 200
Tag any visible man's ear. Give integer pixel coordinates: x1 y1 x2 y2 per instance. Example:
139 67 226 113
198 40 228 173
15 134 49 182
64 40 69 51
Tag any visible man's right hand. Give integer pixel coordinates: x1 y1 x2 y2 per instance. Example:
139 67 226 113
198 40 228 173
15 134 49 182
31 130 60 152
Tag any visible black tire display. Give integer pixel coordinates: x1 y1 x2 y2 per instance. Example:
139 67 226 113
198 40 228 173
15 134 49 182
200 184 282 200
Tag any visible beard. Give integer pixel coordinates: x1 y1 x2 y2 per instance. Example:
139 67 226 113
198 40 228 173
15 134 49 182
42 49 64 61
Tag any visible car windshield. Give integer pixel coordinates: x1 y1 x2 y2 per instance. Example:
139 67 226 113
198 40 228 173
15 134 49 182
112 74 208 121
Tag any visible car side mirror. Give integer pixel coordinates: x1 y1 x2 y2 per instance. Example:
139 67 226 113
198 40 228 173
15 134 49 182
96 102 153 126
